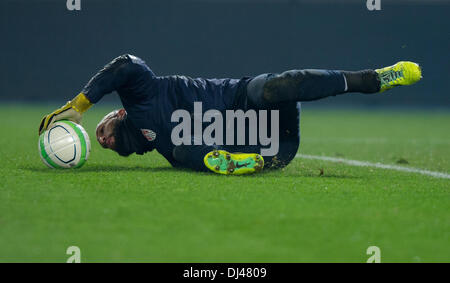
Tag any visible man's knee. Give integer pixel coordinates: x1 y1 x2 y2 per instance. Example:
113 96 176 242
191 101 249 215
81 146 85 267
172 145 188 163
262 70 307 103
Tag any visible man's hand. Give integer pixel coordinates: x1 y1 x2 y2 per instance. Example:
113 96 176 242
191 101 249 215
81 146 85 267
38 93 93 135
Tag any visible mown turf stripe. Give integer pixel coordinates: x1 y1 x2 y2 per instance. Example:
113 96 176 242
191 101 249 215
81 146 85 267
296 154 450 179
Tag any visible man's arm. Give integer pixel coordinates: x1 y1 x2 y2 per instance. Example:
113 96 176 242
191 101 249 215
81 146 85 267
81 54 153 103
38 54 153 135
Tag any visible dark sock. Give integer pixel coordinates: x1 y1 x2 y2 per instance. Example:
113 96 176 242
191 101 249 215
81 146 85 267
342 70 381 93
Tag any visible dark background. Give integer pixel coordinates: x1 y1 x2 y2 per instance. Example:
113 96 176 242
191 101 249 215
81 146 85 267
1 0 449 108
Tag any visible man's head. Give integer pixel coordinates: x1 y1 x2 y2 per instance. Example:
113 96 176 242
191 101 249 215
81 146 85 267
96 108 150 157
96 108 127 154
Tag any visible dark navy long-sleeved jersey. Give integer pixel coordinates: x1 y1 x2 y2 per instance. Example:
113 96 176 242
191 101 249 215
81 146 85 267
81 54 251 166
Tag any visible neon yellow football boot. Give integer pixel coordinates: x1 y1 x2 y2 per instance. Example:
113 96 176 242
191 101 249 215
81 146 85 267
204 150 264 175
375 61 422 92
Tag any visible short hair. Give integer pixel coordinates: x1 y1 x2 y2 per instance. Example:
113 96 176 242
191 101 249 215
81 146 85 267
96 110 120 134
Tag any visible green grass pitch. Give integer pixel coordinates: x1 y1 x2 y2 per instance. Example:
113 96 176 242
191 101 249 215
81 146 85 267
0 105 449 262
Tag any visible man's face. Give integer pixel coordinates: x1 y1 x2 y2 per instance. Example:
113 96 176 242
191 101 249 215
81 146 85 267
95 109 126 151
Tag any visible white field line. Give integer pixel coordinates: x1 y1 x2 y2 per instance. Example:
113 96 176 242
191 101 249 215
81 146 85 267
301 138 450 145
296 154 450 179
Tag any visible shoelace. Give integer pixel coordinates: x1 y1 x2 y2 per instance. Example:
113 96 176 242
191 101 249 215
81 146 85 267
380 70 403 85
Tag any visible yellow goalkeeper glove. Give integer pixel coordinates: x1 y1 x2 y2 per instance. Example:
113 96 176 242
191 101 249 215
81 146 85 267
38 93 93 135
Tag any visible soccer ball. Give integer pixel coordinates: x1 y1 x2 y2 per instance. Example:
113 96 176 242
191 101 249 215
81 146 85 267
38 120 91 169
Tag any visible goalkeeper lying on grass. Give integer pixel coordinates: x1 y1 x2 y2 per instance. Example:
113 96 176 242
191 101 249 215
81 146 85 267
39 54 421 175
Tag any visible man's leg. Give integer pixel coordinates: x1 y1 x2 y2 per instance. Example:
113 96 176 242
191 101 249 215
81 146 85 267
247 61 422 106
247 69 375 107
264 102 301 169
244 76 302 169
173 62 421 175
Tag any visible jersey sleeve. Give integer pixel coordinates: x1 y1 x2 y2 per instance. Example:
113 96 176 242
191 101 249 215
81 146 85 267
81 54 156 104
